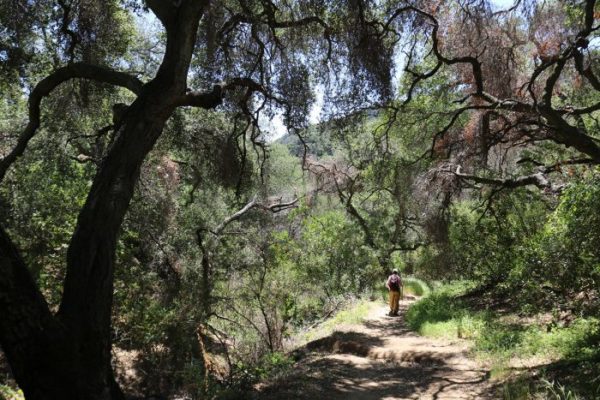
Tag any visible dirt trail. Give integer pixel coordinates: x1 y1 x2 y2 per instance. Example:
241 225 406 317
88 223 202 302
255 300 497 400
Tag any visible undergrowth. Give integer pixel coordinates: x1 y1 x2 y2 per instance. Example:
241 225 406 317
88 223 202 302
301 299 374 344
0 385 23 400
403 277 431 297
406 282 600 399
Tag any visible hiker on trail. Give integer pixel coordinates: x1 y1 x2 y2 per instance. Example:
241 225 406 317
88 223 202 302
386 269 403 316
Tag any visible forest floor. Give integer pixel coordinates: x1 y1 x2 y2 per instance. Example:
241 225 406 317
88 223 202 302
254 299 498 400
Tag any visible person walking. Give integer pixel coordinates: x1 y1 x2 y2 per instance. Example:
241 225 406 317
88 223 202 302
386 269 403 316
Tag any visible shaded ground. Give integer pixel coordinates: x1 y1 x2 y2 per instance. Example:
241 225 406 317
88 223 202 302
255 300 498 400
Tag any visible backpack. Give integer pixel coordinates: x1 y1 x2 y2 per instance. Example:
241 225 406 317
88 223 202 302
389 275 400 291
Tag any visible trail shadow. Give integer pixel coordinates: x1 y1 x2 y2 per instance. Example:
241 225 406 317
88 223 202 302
368 348 455 365
301 330 455 365
256 301 494 399
256 356 492 400
303 331 385 357
360 302 420 337
362 317 415 337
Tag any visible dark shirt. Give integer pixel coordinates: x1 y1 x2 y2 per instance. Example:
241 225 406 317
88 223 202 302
386 274 402 291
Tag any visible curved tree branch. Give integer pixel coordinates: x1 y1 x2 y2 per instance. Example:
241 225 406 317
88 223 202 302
218 9 333 60
0 63 144 183
454 165 552 190
210 194 298 236
57 0 79 62
392 6 485 94
178 77 286 109
145 0 178 27
451 159 595 191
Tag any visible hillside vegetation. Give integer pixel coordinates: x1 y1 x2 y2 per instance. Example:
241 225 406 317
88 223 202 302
0 0 599 399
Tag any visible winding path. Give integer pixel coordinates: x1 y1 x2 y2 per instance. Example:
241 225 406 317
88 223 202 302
255 300 497 399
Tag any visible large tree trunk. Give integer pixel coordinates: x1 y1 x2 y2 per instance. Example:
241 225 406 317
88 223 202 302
1 89 176 399
0 84 174 400
0 226 79 399
0 2 207 398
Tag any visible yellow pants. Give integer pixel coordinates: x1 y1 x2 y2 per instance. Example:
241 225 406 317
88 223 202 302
388 290 400 314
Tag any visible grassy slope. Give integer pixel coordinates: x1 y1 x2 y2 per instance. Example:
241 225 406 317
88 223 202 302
405 282 600 399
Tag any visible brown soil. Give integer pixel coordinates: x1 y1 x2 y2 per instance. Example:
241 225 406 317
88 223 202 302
254 300 498 400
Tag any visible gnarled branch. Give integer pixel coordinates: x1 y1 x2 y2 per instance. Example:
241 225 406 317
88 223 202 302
178 77 286 109
454 165 551 190
0 63 144 183
451 159 595 191
211 195 298 236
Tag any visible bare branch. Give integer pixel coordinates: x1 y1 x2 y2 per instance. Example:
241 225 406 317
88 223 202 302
454 165 551 190
218 10 333 60
573 49 600 92
329 168 375 248
57 0 79 62
570 101 600 115
178 85 225 109
211 195 298 236
540 45 574 107
583 0 597 34
451 159 594 191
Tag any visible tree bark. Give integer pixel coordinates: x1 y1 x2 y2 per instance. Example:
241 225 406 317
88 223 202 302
0 2 208 398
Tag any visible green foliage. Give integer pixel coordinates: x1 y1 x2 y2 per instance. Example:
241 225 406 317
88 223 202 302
538 379 583 400
253 352 295 380
0 385 23 400
264 143 304 196
515 175 600 310
0 156 92 306
405 282 485 339
325 300 373 327
441 175 600 316
277 125 335 158
501 376 536 400
447 191 547 284
408 283 600 359
502 378 586 400
302 299 374 343
402 277 431 297
276 209 381 298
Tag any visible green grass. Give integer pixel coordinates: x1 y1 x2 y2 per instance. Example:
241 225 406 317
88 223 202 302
302 299 374 342
405 282 600 398
501 376 536 400
407 282 599 360
501 378 586 400
325 300 373 327
405 281 485 339
403 277 431 297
